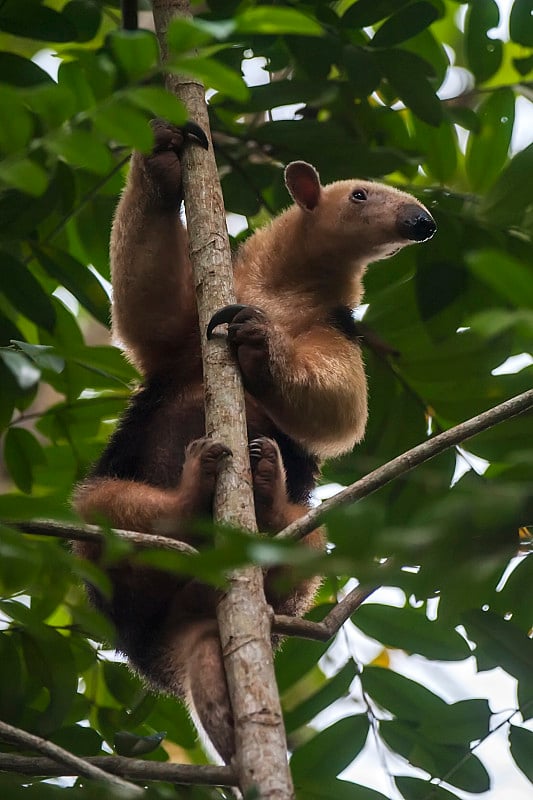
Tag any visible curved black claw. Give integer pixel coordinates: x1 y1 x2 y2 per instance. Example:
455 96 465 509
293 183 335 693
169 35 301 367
207 304 248 339
182 121 209 150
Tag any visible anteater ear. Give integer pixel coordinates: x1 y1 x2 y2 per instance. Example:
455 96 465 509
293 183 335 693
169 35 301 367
284 161 322 211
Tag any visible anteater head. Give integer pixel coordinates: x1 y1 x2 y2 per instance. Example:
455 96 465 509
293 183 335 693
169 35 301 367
284 161 436 265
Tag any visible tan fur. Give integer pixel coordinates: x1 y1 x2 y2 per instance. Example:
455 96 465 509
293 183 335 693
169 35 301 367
74 130 435 764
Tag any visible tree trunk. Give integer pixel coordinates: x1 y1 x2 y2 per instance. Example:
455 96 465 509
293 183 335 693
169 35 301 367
150 2 294 797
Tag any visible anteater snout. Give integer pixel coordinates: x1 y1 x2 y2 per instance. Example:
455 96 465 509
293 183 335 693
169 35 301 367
397 204 436 242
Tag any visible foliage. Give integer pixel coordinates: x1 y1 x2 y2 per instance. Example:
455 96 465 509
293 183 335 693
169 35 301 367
0 0 532 798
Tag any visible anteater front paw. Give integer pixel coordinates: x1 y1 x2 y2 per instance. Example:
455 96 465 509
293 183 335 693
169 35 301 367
143 120 208 207
208 305 273 395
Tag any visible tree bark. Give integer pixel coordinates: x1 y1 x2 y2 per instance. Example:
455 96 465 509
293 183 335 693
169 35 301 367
150 2 294 797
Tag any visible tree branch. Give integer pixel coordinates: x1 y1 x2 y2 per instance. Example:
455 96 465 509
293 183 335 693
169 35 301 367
273 586 377 641
150 2 294 797
277 389 533 542
0 721 143 795
4 520 198 555
0 751 235 786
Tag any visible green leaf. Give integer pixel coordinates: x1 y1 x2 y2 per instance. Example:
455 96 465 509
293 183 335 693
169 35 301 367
510 0 533 46
0 252 56 331
167 17 215 52
361 666 447 722
481 142 533 226
342 46 382 97
380 719 490 792
92 101 154 151
20 625 78 734
62 0 101 43
395 776 463 800
125 87 187 126
0 633 25 724
509 725 533 781
108 29 159 81
465 0 503 83
0 87 33 155
371 2 440 48
0 51 52 86
419 699 491 745
0 158 48 196
46 129 113 175
3 427 46 494
0 0 76 42
354 604 470 660
466 89 515 192
342 0 412 27
0 350 41 390
295 779 390 800
462 609 533 683
285 661 357 733
235 7 323 36
413 118 458 183
172 57 249 102
466 249 533 308
10 341 65 373
377 49 442 126
291 715 369 782
114 730 166 757
31 244 110 327
57 61 96 113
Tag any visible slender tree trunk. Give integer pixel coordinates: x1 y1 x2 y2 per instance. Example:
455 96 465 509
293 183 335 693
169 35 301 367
150 2 294 797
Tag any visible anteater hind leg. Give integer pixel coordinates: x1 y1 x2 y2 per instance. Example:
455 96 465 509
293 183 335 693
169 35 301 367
73 438 231 545
249 437 325 617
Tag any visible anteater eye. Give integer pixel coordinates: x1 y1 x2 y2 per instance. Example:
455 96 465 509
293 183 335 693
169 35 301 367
350 188 367 202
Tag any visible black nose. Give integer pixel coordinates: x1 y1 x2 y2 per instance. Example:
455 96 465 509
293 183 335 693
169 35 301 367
397 204 436 242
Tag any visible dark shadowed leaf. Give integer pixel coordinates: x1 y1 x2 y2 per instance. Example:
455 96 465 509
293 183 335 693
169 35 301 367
462 610 533 682
62 0 101 43
0 0 76 41
354 604 470 660
342 0 412 27
509 725 533 781
3 427 46 494
466 89 515 193
285 661 357 734
510 0 533 46
361 666 447 721
291 715 369 782
0 52 52 86
380 719 490 792
481 143 533 226
31 244 110 327
465 0 503 83
371 2 440 48
395 776 463 800
377 49 442 126
0 252 56 331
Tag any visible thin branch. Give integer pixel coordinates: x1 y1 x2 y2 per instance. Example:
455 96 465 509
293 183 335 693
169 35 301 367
0 721 143 795
276 389 533 543
0 751 235 787
273 586 377 641
5 520 198 555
